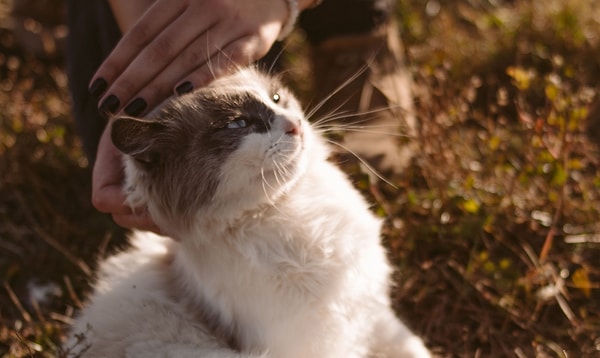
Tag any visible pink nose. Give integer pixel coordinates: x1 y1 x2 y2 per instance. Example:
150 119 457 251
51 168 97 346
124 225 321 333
279 116 302 136
286 122 300 135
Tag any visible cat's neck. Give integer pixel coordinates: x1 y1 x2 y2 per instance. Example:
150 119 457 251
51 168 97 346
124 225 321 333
167 139 331 240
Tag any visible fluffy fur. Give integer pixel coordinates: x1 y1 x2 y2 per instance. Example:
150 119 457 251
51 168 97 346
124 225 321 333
66 68 430 357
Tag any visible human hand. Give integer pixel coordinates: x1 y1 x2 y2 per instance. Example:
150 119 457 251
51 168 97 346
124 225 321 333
92 121 162 233
90 0 290 117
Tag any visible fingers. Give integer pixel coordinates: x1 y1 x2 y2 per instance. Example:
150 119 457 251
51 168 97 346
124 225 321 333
90 0 288 117
95 6 208 114
95 182 162 234
112 212 163 234
92 124 125 211
91 0 188 94
174 19 282 88
128 33 262 109
92 122 162 233
120 24 281 113
119 26 235 115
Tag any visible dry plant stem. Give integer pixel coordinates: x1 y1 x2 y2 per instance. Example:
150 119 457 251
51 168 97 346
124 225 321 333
13 331 36 357
11 188 93 275
63 275 84 310
4 281 32 323
30 299 46 325
447 260 528 330
32 227 92 277
539 92 572 263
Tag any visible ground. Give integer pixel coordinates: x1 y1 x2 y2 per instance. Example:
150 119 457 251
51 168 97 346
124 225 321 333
0 0 599 357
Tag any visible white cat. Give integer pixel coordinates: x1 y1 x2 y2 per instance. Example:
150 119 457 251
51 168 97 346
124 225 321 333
66 68 430 358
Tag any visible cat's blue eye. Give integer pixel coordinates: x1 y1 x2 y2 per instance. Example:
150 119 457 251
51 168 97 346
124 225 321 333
227 119 247 129
272 93 280 103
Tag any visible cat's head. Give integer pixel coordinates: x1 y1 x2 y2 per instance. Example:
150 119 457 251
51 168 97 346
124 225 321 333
111 68 322 234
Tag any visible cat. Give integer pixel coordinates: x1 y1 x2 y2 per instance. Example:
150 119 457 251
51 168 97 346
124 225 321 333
66 67 431 358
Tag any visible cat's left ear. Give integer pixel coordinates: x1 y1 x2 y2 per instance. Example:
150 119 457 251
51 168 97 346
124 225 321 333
111 116 166 165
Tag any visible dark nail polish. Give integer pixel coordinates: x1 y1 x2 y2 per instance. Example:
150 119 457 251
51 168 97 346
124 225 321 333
175 81 194 95
89 78 108 97
124 98 147 116
99 95 120 115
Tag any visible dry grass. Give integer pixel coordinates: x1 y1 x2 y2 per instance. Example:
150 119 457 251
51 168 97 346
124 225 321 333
1 0 599 357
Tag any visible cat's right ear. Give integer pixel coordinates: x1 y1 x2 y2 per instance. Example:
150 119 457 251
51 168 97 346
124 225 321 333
111 117 166 166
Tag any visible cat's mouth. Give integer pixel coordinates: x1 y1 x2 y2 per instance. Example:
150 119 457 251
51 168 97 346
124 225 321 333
261 121 305 177
266 134 303 165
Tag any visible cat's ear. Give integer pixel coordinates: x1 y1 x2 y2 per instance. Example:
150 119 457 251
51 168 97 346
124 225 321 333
111 116 166 166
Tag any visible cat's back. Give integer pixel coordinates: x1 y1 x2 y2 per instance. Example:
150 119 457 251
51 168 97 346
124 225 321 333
65 233 220 356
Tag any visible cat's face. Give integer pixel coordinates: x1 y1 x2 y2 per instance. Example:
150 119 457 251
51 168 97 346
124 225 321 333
111 69 312 232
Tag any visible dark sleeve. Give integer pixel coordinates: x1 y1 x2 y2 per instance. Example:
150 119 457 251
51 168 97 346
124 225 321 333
299 0 395 45
65 0 121 163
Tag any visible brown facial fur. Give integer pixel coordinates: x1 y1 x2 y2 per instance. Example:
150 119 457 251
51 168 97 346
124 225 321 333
111 69 300 230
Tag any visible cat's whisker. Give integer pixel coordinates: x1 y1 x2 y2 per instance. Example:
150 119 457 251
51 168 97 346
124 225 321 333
273 160 287 187
205 32 247 83
202 32 219 83
324 139 398 189
304 65 368 122
312 103 411 129
314 125 410 138
260 166 279 208
264 42 290 76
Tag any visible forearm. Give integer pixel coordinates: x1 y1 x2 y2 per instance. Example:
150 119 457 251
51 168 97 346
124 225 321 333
107 0 156 33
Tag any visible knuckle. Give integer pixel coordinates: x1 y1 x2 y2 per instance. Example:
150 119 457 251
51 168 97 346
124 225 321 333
111 78 137 101
182 46 207 68
147 38 173 63
224 40 255 64
138 83 167 107
128 22 153 47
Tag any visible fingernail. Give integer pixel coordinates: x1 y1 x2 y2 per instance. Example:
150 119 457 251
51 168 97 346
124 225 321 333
99 95 120 115
89 78 108 97
175 81 194 95
124 98 147 116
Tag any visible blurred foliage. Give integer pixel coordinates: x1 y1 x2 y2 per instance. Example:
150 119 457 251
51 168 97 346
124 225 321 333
385 0 600 356
0 4 126 356
0 0 599 357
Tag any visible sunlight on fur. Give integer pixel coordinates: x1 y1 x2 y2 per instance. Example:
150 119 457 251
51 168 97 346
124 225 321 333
65 67 429 357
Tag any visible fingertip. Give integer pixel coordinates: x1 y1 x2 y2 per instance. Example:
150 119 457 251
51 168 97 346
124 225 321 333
91 186 130 215
174 81 194 95
99 95 121 115
111 213 129 229
124 97 148 116
91 192 109 213
112 212 161 233
89 77 108 97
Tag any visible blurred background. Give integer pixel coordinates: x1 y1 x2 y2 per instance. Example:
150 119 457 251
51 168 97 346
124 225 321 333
0 0 599 356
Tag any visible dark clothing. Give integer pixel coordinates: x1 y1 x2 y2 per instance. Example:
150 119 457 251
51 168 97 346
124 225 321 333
66 0 120 161
299 0 394 44
66 0 396 162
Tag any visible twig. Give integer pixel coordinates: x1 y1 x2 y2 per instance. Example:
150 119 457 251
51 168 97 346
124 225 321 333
3 281 32 323
63 275 84 309
30 298 47 325
32 227 92 277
